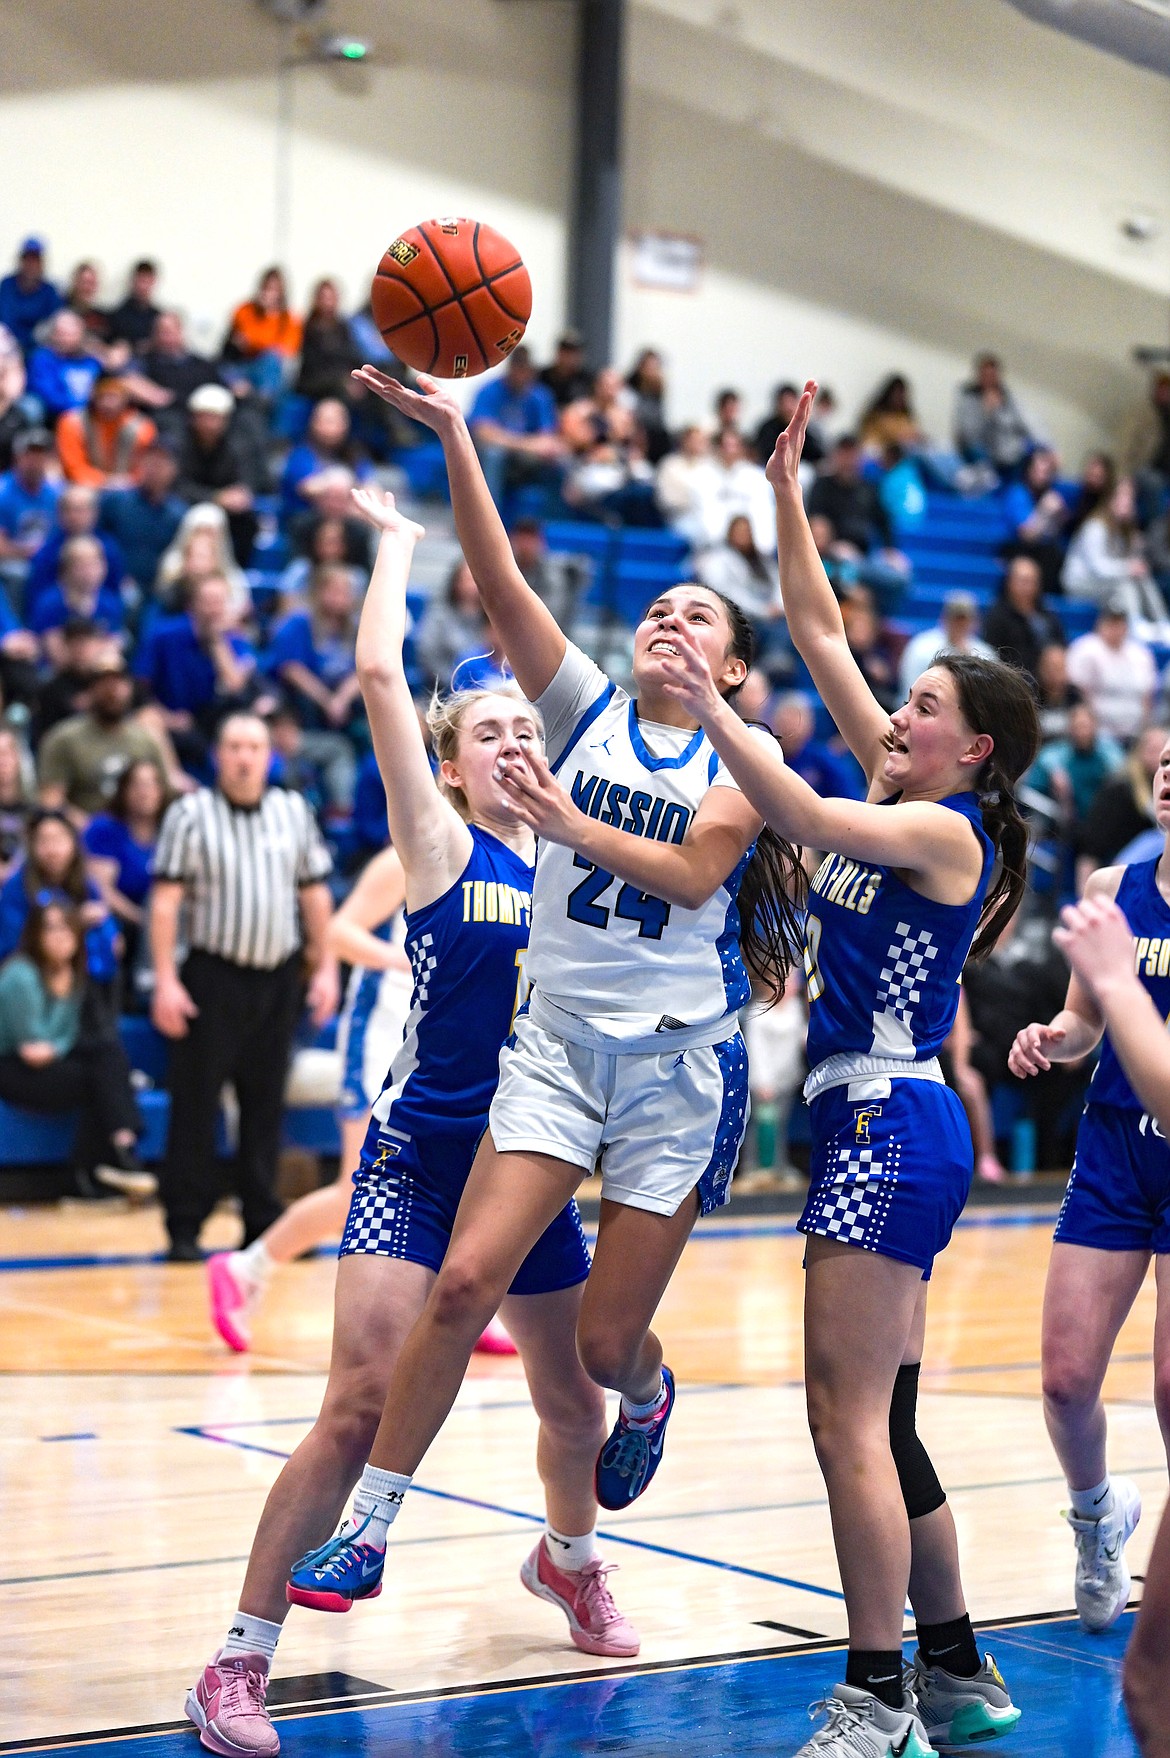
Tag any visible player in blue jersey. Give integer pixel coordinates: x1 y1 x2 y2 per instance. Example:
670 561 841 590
1009 737 1170 1636
654 382 1040 1758
309 366 805 1613
185 490 638 1758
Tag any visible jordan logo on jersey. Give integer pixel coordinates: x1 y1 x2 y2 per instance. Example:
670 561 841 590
810 851 882 915
570 771 693 844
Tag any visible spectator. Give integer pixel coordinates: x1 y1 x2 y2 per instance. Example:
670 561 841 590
1078 723 1167 875
562 367 637 456
0 895 142 1194
954 351 1037 480
175 384 261 564
83 756 170 972
32 620 110 742
287 469 373 575
265 704 328 822
0 428 61 577
805 434 910 610
0 808 119 983
106 260 161 352
26 483 125 608
56 375 157 488
1066 597 1158 743
898 590 996 699
279 504 368 606
691 428 775 553
1119 369 1170 514
1002 446 1071 597
840 582 900 711
0 322 31 470
1026 699 1123 823
136 572 258 766
149 712 334 1259
563 423 658 526
124 311 221 443
509 517 588 630
350 744 389 866
754 383 804 468
1066 451 1116 535
265 565 361 811
625 348 671 463
1034 641 1083 743
980 555 1064 684
713 386 742 439
771 691 863 800
32 536 125 667
155 503 250 618
63 261 114 361
416 557 490 689
1062 476 1167 625
467 345 562 506
694 512 785 633
0 239 61 354
26 311 103 422
654 424 710 538
222 266 302 401
294 278 361 405
0 726 33 881
38 653 166 820
540 330 591 409
99 441 185 593
858 374 926 455
279 397 367 521
0 585 42 707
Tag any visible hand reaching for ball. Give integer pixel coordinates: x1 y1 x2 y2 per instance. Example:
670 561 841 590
349 483 426 543
351 366 464 435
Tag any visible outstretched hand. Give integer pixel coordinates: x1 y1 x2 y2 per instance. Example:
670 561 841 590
1052 895 1136 1004
350 484 426 543
765 378 818 496
655 617 725 723
493 746 583 846
351 365 463 434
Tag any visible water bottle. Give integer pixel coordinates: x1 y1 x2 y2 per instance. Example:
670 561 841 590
1010 1116 1036 1180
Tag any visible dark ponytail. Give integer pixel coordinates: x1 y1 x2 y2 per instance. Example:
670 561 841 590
697 586 808 1001
934 653 1041 961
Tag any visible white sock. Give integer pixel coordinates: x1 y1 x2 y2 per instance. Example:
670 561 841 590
236 1238 274 1285
221 1610 281 1663
349 1463 412 1547
621 1375 667 1426
1069 1475 1114 1520
544 1524 597 1572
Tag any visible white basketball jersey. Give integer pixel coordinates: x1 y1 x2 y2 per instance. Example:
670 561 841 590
527 643 755 1052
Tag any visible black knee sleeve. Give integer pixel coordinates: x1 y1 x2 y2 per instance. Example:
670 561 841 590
889 1362 946 1519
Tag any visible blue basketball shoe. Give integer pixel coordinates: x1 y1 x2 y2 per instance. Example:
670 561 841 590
285 1515 385 1613
594 1367 676 1510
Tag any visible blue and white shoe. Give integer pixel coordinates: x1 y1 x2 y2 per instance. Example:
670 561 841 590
594 1366 676 1510
285 1515 385 1613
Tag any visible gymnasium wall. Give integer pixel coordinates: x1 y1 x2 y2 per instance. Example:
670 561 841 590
2 0 1168 458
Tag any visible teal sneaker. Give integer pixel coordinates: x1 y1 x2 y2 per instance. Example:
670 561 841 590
793 1684 937 1756
907 1652 1021 1749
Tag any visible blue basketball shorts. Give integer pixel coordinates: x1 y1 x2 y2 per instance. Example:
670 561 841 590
338 1113 591 1295
799 1077 974 1277
1054 1101 1170 1254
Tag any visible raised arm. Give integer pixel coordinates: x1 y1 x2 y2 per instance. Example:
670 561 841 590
326 846 411 974
351 486 472 910
1054 893 1170 1134
351 367 565 700
766 381 893 784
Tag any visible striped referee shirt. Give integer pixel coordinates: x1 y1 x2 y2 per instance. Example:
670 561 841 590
153 787 333 970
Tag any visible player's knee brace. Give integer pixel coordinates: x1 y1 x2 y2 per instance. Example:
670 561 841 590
889 1362 946 1519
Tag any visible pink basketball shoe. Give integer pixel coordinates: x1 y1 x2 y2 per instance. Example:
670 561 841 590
474 1314 518 1355
185 1650 279 1756
207 1253 259 1354
520 1541 640 1657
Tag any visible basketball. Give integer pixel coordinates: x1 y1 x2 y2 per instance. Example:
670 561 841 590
370 216 532 380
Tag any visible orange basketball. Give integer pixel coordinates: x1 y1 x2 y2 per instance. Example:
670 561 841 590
370 217 532 380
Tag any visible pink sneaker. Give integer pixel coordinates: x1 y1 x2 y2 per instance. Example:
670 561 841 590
520 1541 640 1657
208 1253 258 1353
474 1314 518 1356
185 1650 279 1756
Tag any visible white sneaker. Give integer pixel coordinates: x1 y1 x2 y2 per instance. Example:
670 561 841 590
907 1652 1021 1748
792 1685 937 1757
1064 1475 1141 1632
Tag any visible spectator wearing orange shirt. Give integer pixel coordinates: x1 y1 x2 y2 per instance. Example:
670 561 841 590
56 377 156 489
223 267 302 402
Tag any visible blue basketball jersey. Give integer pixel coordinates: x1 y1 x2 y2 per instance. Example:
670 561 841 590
370 825 533 1139
1086 858 1170 1112
803 791 994 1072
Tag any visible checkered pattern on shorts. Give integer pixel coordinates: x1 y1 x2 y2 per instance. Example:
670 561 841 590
339 1161 413 1258
877 922 938 1029
805 1141 902 1252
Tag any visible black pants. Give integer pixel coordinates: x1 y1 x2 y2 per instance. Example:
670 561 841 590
0 1038 140 1171
161 949 303 1249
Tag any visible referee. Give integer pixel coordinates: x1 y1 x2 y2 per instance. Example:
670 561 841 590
150 712 338 1260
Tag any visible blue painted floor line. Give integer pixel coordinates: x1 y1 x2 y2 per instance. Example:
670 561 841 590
2 1612 1139 1757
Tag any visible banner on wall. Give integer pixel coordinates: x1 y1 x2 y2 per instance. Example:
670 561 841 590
629 231 703 293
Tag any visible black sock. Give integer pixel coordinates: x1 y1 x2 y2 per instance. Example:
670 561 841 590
916 1613 980 1678
845 1648 904 1710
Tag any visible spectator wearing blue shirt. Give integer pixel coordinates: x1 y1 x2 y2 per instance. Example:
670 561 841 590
26 483 125 611
265 564 361 809
135 571 258 779
771 690 864 802
279 396 369 523
1001 446 1072 598
350 746 388 867
99 443 185 592
0 429 61 581
84 755 170 980
0 239 61 354
0 808 120 985
0 568 41 704
26 311 102 422
467 345 563 507
32 537 125 669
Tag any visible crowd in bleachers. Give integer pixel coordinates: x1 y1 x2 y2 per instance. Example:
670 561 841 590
3 231 1170 1190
